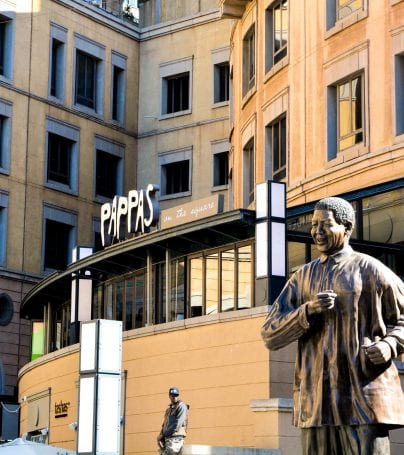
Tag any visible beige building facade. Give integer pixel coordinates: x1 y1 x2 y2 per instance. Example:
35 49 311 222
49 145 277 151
0 0 234 441
4 0 404 454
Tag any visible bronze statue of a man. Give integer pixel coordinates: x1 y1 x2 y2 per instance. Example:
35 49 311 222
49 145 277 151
261 197 404 455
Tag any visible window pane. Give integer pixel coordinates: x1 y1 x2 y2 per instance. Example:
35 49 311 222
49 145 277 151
338 81 350 138
221 249 235 311
134 272 145 328
96 150 119 198
112 65 123 121
206 253 219 315
166 73 189 114
238 245 252 309
163 160 189 195
48 133 72 185
76 51 96 109
351 76 362 131
44 219 71 270
125 279 134 330
362 188 404 245
115 281 124 321
190 257 203 317
213 152 229 187
171 259 185 321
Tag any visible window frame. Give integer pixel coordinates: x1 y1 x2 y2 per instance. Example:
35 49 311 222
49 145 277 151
212 47 230 107
0 98 12 175
266 114 287 182
325 44 368 163
211 140 230 190
73 33 105 117
45 118 79 194
0 191 8 266
48 23 67 102
242 24 256 97
243 138 255 207
110 51 127 125
93 136 124 203
393 29 404 140
160 57 193 119
0 8 15 83
159 148 192 200
325 0 368 36
265 0 288 74
42 204 77 272
187 240 254 318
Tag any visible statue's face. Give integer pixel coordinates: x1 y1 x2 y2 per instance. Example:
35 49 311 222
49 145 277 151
311 209 348 255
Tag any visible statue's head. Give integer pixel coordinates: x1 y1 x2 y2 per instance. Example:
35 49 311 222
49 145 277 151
314 197 355 232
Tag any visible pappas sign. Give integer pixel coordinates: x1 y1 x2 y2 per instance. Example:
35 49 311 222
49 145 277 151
101 184 159 247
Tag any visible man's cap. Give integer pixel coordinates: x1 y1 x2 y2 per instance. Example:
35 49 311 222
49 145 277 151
169 387 180 396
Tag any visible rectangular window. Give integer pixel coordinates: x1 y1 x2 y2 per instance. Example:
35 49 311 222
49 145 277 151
267 116 287 181
0 12 14 81
96 150 120 199
44 219 72 270
243 139 255 206
94 136 124 201
206 252 219 315
160 57 193 117
47 133 73 185
395 54 404 136
238 244 252 309
170 258 185 321
112 65 123 120
74 34 105 116
159 148 192 199
49 24 67 101
266 0 288 71
0 100 12 174
243 25 255 95
190 257 203 317
162 161 189 195
337 74 363 152
214 62 229 103
76 51 97 109
111 51 127 124
45 118 79 193
213 151 229 187
50 39 64 99
164 73 189 114
43 206 76 271
0 192 8 266
188 242 254 317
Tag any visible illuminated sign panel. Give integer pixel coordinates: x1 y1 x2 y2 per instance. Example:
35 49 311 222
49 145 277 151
101 184 159 246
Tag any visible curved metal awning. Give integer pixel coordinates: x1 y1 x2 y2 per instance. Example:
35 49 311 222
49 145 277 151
21 209 256 319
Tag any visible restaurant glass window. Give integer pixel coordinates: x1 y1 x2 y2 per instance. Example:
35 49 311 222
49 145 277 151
362 188 404 245
154 263 166 324
288 242 307 275
206 253 219 315
221 249 235 311
238 244 252 309
171 258 185 321
190 257 203 317
125 278 134 330
134 271 145 328
105 283 113 320
115 281 124 321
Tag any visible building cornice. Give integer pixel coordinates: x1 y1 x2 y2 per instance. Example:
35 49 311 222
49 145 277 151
219 0 250 19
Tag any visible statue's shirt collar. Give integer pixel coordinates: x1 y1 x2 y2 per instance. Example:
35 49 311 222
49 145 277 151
320 245 354 264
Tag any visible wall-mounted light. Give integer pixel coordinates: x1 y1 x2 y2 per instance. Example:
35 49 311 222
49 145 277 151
255 180 287 304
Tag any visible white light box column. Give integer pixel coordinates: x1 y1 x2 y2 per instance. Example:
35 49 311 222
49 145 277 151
255 181 287 304
77 320 122 455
